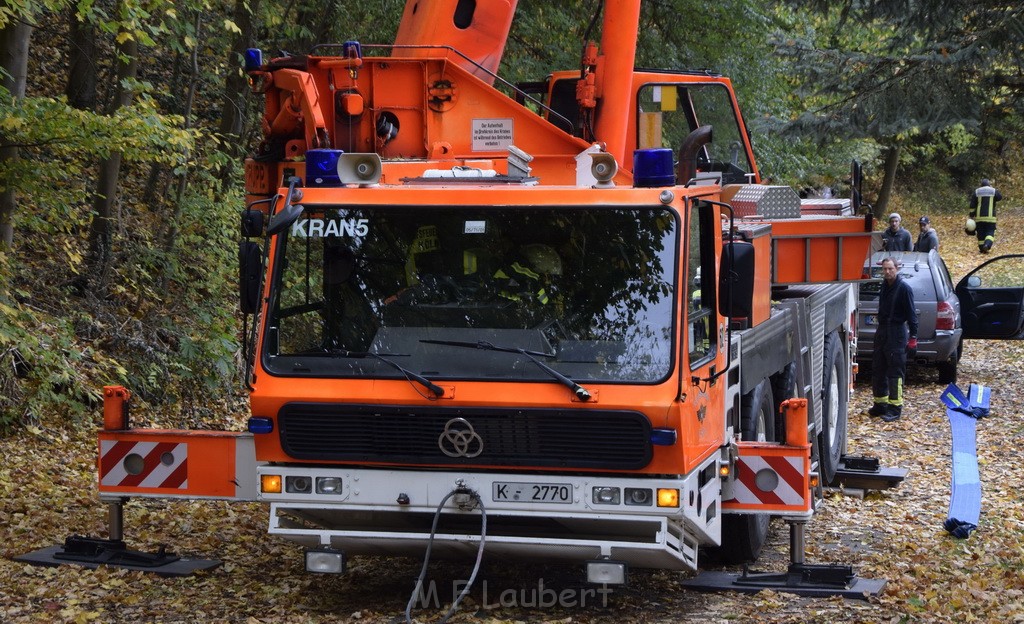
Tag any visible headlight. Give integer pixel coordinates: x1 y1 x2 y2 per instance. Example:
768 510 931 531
624 488 652 506
316 477 343 494
285 476 312 493
592 486 620 504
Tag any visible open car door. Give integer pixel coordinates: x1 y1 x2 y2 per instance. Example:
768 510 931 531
955 254 1024 339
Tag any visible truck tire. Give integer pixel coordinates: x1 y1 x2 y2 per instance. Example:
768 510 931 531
819 331 848 484
770 361 798 440
714 378 775 564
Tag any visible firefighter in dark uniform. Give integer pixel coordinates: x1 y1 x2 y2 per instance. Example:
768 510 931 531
969 178 1001 253
869 257 918 422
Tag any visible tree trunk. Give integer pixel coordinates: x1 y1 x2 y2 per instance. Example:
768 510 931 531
65 5 97 111
874 144 900 219
85 18 138 289
0 20 33 251
161 13 202 273
217 0 261 192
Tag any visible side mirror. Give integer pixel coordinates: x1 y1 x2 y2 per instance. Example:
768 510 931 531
241 209 265 237
718 241 754 318
239 241 262 314
266 176 305 236
967 275 982 288
266 203 304 236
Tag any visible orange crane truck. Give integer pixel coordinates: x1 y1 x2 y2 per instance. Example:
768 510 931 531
51 0 884 597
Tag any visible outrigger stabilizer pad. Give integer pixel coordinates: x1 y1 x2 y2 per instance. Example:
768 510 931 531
682 563 886 599
15 535 221 577
939 383 991 538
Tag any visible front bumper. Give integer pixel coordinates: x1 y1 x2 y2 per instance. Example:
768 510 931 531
258 463 721 571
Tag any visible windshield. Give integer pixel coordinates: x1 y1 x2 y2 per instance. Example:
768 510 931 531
263 205 678 384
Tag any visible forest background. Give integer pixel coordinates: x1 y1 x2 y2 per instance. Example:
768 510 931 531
0 0 1022 428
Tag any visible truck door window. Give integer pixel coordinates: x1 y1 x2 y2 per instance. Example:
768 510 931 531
265 205 678 384
637 83 755 185
687 202 716 364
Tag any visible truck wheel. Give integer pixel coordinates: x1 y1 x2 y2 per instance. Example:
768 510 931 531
819 331 848 484
770 362 797 441
714 378 775 564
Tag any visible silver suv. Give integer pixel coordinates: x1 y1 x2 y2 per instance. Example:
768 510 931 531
857 250 962 383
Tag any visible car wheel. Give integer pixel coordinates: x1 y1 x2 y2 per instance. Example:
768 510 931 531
937 352 958 385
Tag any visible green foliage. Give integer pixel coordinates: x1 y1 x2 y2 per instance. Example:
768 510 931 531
0 89 195 195
0 0 68 29
770 1 1024 187
1 165 244 426
0 253 126 430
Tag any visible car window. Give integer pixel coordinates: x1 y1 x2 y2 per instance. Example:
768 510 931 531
935 259 954 299
860 260 935 302
903 266 934 302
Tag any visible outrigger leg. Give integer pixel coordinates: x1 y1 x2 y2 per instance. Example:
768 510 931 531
682 519 887 599
15 387 222 576
16 494 221 576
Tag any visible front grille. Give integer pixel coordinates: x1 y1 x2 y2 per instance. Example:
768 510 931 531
278 403 652 470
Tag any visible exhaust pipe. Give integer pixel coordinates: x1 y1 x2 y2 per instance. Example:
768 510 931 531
677 125 713 185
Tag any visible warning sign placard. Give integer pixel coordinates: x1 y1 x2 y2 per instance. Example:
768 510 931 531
472 118 513 151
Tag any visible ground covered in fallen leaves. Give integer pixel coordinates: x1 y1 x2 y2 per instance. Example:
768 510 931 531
3 211 1024 623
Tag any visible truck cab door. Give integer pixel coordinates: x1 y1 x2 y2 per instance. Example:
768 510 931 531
955 254 1024 339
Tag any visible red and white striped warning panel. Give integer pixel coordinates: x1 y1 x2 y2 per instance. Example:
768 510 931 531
98 430 258 500
722 444 811 514
100 440 188 490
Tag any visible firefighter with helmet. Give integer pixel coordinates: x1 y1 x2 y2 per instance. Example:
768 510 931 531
492 243 561 307
968 178 1001 253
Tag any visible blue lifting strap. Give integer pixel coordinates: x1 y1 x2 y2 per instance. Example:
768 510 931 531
939 383 991 538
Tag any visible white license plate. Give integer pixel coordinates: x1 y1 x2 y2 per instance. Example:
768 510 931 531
864 314 876 326
492 481 572 504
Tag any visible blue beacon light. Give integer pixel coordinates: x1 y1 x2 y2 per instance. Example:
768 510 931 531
244 48 263 73
633 148 676 188
305 149 345 187
247 417 274 434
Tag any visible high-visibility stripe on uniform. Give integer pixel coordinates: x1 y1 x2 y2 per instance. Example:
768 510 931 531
889 377 904 407
974 187 997 222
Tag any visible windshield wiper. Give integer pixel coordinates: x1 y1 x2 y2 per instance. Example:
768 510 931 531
297 348 444 398
419 339 592 401
366 352 444 398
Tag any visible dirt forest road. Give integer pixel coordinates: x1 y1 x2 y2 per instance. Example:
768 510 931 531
2 211 1024 623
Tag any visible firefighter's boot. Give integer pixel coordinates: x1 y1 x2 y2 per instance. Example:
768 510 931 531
868 402 888 417
882 404 902 422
